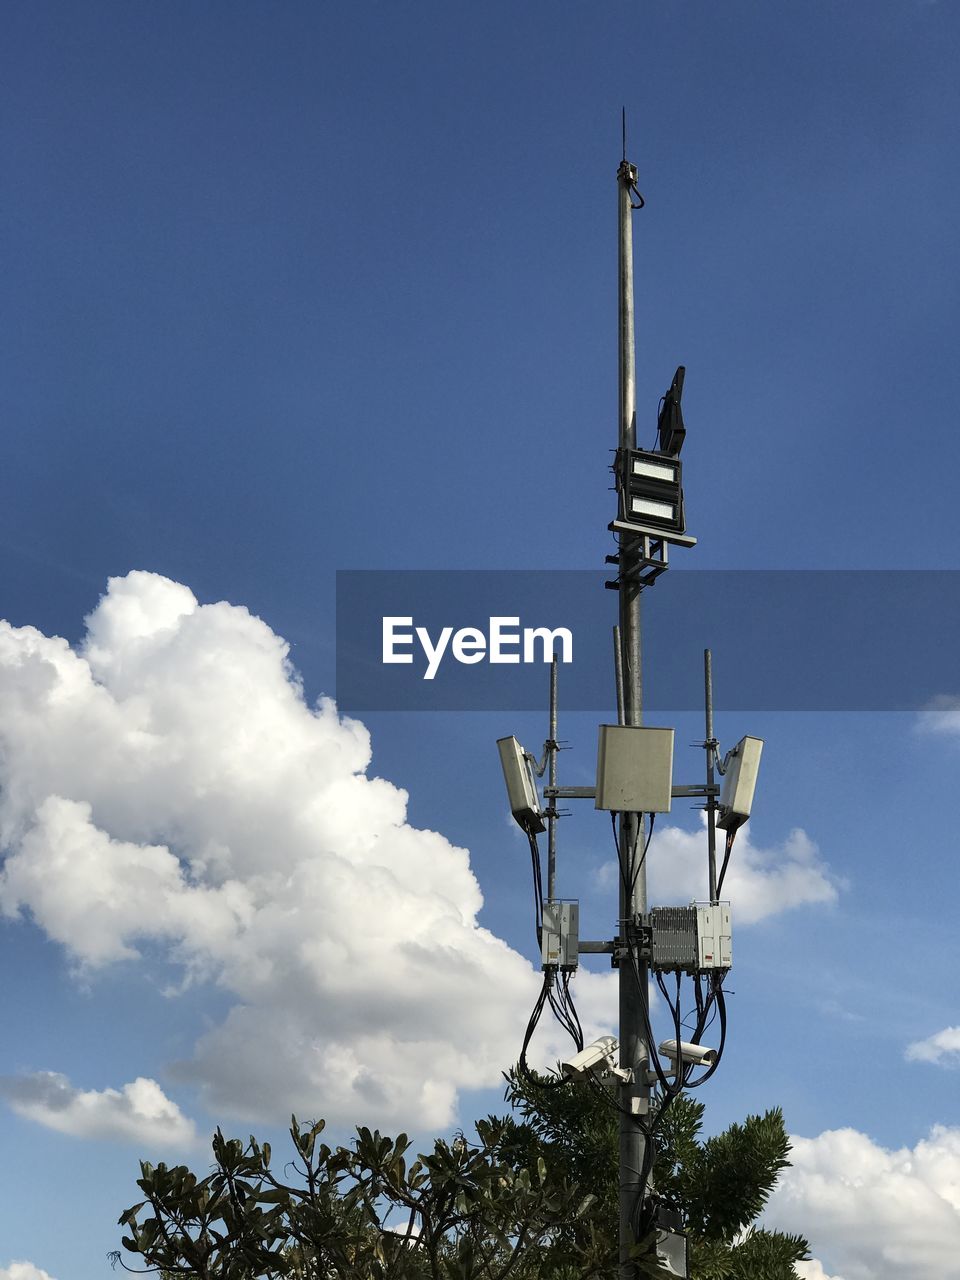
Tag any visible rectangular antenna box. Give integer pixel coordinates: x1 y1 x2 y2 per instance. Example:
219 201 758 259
541 900 579 970
718 736 764 831
646 904 732 973
595 725 674 813
496 736 546 833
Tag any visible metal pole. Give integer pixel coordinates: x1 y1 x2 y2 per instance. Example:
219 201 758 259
705 649 718 902
617 155 649 1277
613 625 625 726
547 654 558 902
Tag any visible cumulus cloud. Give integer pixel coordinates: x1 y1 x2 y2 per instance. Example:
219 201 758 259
0 1265 58 1280
597 814 840 924
0 1071 197 1148
906 1026 960 1066
0 573 604 1131
795 1262 846 1280
765 1125 960 1280
916 694 960 736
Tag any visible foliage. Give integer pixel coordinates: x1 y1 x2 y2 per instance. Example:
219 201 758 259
112 1114 600 1280
502 1067 810 1279
114 1076 809 1280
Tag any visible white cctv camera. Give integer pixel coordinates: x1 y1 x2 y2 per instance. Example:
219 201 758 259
561 1035 620 1081
658 1039 717 1068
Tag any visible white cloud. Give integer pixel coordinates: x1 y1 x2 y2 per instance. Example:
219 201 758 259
0 573 604 1131
0 1071 197 1148
906 1026 960 1066
916 695 960 736
596 814 841 924
795 1262 846 1280
0 1264 58 1280
765 1125 960 1280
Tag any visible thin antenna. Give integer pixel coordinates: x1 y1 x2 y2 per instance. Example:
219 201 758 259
622 106 627 162
547 655 558 901
613 625 625 724
705 649 718 901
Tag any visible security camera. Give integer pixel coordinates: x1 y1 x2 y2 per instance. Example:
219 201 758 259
561 1035 619 1081
658 1039 717 1068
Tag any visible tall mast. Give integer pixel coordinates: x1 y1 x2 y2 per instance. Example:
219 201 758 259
616 148 650 1277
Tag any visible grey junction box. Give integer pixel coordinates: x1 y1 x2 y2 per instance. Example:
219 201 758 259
595 724 674 813
541 900 579 970
646 904 732 974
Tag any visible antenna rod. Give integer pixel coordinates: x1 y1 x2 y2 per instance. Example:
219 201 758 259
705 649 718 901
613 625 625 725
616 149 649 1278
547 654 558 901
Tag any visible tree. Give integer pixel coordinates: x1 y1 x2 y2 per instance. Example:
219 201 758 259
113 1078 808 1279
112 1114 601 1280
500 1066 809 1279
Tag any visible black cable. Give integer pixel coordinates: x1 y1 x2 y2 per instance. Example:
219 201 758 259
683 982 727 1088
682 997 718 1038
518 967 587 1090
547 979 579 1047
519 975 567 1089
630 814 655 896
670 971 688 1088
527 828 544 947
584 1069 648 1123
518 822 588 1087
715 829 736 897
610 812 633 901
630 950 677 1100
559 971 584 1051
610 811 652 901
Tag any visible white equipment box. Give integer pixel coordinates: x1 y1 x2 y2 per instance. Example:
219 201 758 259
595 724 674 813
497 736 546 833
541 900 579 970
696 903 732 970
718 736 763 831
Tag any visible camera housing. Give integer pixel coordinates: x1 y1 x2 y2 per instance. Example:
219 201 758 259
658 1039 718 1068
561 1035 620 1081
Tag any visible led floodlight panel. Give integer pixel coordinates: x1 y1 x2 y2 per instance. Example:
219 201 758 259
497 736 546 833
617 447 686 535
655 1204 690 1279
595 725 674 812
718 735 763 831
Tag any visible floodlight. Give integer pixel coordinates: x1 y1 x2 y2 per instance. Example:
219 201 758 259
497 736 546 834
654 1204 689 1278
615 447 691 542
631 456 678 483
656 366 687 458
630 495 676 522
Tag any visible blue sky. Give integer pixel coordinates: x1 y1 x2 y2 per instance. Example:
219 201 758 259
1 4 959 1278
